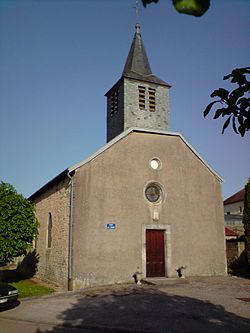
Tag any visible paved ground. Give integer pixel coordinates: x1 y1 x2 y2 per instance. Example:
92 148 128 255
0 276 249 333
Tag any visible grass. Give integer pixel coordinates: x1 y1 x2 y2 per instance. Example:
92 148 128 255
9 279 55 299
0 264 55 298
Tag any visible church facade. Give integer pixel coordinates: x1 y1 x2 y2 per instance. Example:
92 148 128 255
30 24 227 290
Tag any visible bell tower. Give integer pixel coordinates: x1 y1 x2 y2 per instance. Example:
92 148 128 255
105 21 171 142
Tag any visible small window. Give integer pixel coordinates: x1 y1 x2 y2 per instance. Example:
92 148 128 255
110 90 119 116
138 86 146 110
150 158 161 170
239 206 242 213
47 213 52 249
148 88 156 112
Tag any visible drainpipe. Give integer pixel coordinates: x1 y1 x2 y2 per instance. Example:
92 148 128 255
67 171 74 291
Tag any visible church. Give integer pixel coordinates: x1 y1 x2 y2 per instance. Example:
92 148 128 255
30 22 227 290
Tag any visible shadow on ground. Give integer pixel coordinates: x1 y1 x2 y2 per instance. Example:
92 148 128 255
0 300 20 313
35 285 250 333
0 250 39 283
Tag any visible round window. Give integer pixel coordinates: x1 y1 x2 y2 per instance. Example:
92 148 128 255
145 183 163 203
149 158 161 170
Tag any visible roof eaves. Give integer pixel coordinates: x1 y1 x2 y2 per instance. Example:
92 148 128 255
104 77 123 97
224 189 245 205
123 73 171 87
28 169 69 202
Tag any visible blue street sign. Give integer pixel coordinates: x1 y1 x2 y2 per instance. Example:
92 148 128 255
106 223 116 229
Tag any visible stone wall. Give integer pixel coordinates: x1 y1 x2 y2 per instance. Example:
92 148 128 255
106 80 125 142
106 78 170 142
124 78 169 131
32 177 70 289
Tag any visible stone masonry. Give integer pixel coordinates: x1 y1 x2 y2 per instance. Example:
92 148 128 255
124 78 169 131
106 78 169 142
33 177 71 289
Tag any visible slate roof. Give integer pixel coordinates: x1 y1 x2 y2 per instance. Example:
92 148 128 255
224 189 245 205
122 24 170 87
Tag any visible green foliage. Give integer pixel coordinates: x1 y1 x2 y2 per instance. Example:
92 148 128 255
141 0 210 17
10 279 54 298
0 182 39 263
243 179 250 265
204 68 250 137
172 0 210 17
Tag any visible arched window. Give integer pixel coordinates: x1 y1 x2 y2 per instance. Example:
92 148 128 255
47 213 52 249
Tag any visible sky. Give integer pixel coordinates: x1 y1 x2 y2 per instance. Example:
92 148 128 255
0 0 249 200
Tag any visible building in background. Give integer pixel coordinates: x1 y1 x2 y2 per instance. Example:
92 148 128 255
224 188 245 234
224 189 245 266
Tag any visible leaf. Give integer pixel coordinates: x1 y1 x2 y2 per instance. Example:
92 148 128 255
230 86 247 104
238 125 246 137
213 108 223 119
238 115 244 125
172 0 210 17
203 101 218 117
216 88 229 100
223 73 232 81
222 117 231 134
141 0 159 7
211 90 219 98
237 97 249 110
232 116 239 134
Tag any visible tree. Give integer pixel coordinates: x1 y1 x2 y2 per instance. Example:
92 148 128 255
0 182 39 263
203 68 250 137
243 179 250 266
141 1 250 136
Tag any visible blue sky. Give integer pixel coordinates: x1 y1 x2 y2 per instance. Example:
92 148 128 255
0 0 249 200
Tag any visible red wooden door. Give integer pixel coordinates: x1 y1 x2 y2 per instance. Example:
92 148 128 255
146 230 165 277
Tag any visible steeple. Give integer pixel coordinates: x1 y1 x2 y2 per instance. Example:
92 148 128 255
122 23 152 77
105 22 171 143
122 24 169 87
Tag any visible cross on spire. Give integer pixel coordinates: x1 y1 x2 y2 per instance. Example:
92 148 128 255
135 0 140 33
136 0 139 24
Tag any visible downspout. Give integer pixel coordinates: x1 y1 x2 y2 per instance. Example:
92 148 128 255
67 170 74 291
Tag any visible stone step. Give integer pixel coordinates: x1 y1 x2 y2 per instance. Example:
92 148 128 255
142 277 188 286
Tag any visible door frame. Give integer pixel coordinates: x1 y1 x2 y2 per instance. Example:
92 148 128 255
142 224 171 278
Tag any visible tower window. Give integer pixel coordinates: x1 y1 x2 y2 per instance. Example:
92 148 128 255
47 212 52 249
138 86 146 110
111 90 119 116
149 88 156 112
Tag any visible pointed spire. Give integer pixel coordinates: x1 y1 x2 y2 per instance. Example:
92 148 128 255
122 24 152 77
122 22 170 87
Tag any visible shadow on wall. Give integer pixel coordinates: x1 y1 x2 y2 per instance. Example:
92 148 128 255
0 250 39 282
229 249 250 278
35 285 250 333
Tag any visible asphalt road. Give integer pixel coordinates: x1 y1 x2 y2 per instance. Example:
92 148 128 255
0 276 249 333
